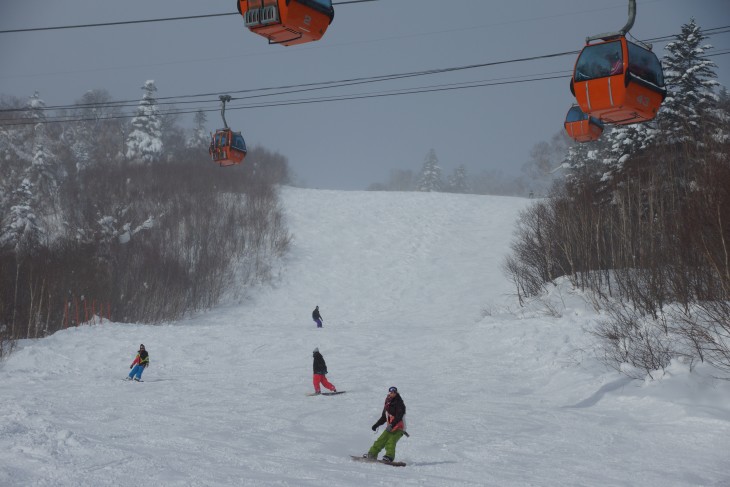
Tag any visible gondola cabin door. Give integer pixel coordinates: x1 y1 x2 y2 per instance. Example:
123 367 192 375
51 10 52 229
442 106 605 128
238 0 334 46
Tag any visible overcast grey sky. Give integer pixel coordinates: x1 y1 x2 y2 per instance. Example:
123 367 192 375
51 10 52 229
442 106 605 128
1 0 729 190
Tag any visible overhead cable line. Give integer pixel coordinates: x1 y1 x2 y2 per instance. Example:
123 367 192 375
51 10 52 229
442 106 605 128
644 25 730 44
0 73 571 127
0 25 728 123
0 0 377 34
227 74 570 111
0 0 671 37
0 13 235 34
2 44 729 124
0 49 582 115
4 71 573 125
2 20 728 114
4 44 730 127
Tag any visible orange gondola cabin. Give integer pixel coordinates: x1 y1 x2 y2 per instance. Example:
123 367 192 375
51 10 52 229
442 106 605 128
209 128 247 167
570 36 666 125
564 105 604 143
209 95 247 167
238 0 334 46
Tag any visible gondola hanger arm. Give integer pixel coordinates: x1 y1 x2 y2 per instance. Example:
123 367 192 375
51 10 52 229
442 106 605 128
219 94 232 129
586 0 635 43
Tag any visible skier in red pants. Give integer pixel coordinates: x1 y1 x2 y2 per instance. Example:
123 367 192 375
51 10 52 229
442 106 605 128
312 348 336 395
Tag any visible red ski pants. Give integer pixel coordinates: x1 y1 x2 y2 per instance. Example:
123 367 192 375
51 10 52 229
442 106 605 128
313 374 336 393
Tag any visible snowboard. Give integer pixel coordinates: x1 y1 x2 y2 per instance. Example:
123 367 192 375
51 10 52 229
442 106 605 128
350 455 406 467
306 391 346 396
122 378 144 382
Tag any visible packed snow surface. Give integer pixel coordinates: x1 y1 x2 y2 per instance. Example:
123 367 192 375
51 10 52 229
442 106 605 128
1 187 729 486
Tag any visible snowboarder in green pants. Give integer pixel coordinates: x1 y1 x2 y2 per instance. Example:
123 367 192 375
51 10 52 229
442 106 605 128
364 386 406 462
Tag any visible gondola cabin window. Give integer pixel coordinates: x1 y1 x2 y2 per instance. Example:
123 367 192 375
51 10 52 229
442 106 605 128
575 41 623 81
232 133 247 153
565 106 603 128
306 0 333 10
627 42 664 88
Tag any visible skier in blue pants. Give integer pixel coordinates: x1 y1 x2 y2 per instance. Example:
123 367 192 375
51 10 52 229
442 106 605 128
127 344 149 381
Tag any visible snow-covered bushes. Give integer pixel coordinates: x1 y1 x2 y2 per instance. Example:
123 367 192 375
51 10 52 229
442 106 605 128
0 90 292 348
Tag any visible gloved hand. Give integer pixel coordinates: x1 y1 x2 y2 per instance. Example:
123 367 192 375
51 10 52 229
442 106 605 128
371 424 378 431
129 365 133 369
385 424 393 432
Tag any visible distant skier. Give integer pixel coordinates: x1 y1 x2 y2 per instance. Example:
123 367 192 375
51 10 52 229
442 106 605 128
126 344 149 381
312 347 336 394
312 305 323 328
364 386 406 463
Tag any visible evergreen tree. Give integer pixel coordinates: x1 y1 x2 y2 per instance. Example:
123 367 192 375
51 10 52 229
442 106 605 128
187 109 210 149
416 149 442 192
0 96 31 213
0 178 40 253
719 87 730 113
716 87 730 142
658 19 721 144
66 119 93 172
26 92 61 214
600 122 659 181
125 80 163 164
561 128 613 189
447 164 469 193
521 132 569 194
74 89 125 164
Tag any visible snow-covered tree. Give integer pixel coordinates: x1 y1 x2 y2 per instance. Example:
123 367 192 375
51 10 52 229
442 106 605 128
125 80 163 164
719 87 730 114
416 149 442 192
0 97 31 213
599 122 660 181
560 128 614 188
68 129 93 172
77 89 126 164
658 19 721 144
0 178 40 253
715 86 730 143
446 164 469 193
66 89 122 170
27 92 59 198
187 109 210 149
26 92 62 213
521 132 569 194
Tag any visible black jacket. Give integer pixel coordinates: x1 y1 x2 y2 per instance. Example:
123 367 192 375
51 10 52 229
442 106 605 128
374 393 406 431
312 307 322 320
313 351 328 375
